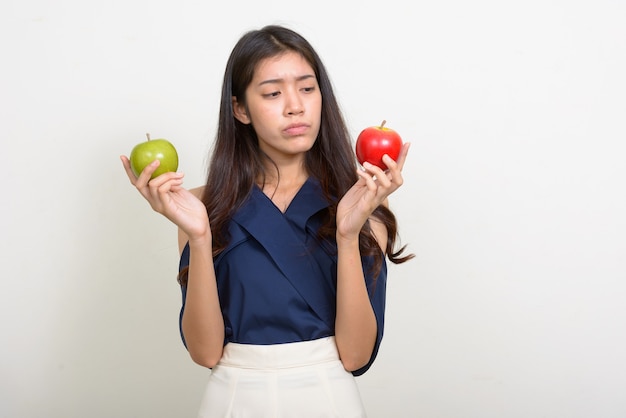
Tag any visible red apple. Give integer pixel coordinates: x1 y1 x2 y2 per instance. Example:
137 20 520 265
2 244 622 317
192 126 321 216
355 120 403 170
130 133 179 179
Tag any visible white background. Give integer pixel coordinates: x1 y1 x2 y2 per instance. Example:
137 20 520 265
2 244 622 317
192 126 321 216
1 0 625 417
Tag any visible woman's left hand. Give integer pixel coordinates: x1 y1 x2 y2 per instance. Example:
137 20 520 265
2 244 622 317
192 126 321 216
336 142 410 241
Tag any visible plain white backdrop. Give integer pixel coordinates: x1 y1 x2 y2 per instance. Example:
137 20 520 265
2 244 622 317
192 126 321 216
1 0 625 417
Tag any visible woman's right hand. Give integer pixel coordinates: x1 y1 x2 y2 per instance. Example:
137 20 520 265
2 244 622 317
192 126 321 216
120 156 210 242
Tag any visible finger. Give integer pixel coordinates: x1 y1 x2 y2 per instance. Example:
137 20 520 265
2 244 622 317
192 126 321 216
356 166 381 193
157 176 185 201
394 142 411 171
120 155 139 185
144 174 185 213
139 159 161 184
381 142 410 172
147 170 184 197
361 161 386 179
120 155 160 186
383 143 410 183
136 159 161 190
381 159 404 190
362 161 392 188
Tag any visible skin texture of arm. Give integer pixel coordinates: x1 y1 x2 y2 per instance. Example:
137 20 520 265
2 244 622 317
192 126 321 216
179 232 225 368
334 144 409 371
120 157 225 368
176 186 225 368
334 234 379 371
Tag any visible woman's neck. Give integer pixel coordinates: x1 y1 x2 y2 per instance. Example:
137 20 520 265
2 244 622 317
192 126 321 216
258 159 309 212
258 156 307 188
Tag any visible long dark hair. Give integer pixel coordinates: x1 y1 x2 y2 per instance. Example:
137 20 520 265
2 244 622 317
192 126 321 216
179 25 412 285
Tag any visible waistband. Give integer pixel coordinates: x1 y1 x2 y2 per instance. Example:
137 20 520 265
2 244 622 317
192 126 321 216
218 337 339 370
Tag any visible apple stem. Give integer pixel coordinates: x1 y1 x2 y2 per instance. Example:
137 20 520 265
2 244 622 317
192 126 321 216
380 120 387 128
146 133 151 141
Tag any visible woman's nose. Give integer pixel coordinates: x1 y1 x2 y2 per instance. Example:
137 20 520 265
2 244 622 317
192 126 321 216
285 91 304 116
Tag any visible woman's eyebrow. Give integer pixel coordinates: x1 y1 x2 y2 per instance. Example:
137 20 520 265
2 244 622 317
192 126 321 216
258 74 315 86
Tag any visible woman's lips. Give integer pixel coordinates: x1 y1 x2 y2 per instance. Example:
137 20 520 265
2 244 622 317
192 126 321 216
283 123 309 136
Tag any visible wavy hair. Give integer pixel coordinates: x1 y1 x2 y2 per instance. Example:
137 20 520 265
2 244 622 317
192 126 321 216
179 25 412 285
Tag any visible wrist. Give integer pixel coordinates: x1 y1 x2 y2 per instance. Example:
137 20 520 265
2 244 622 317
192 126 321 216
188 228 212 250
336 232 359 249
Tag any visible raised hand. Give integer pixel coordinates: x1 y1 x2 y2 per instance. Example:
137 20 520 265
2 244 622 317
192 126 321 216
120 156 210 241
336 142 410 241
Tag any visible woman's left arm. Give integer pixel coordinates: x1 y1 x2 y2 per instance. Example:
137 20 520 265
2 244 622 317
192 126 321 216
334 143 410 371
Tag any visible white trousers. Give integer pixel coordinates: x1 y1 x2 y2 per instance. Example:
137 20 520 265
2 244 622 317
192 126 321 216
197 337 367 418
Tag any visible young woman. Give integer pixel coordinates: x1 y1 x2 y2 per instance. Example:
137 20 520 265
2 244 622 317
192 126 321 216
121 24 412 417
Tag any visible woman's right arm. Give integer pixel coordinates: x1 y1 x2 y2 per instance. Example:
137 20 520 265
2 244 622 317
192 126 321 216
178 187 225 368
120 157 225 367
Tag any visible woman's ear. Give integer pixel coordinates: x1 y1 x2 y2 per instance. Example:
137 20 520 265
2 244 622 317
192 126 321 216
232 96 251 124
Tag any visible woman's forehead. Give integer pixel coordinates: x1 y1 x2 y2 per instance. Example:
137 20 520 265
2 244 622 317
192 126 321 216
252 52 315 84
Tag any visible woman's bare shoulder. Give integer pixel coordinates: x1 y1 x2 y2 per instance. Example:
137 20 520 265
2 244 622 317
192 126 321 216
189 185 205 199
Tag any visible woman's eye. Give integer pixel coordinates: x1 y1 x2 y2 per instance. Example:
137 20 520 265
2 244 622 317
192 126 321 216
263 91 280 98
302 86 316 93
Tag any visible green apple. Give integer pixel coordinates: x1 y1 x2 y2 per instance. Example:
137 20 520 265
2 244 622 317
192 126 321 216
130 134 179 179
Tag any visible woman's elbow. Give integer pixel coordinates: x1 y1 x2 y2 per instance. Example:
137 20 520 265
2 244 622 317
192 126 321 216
188 347 223 369
340 353 370 373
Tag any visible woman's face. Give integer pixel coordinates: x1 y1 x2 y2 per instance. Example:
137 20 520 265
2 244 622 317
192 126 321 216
233 51 322 164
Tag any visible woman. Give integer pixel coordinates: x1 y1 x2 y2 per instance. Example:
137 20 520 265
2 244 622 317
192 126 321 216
121 24 412 417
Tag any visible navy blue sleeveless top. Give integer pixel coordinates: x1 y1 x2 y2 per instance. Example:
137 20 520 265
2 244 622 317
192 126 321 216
178 177 387 376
